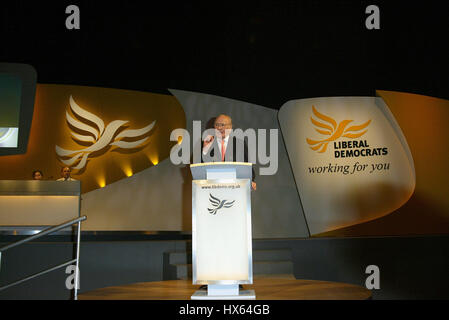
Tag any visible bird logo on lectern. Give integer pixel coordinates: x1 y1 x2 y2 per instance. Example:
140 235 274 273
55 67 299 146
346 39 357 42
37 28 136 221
207 193 235 215
56 95 156 171
306 105 371 153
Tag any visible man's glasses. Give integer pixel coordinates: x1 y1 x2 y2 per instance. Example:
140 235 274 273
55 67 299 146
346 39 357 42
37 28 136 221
214 123 230 128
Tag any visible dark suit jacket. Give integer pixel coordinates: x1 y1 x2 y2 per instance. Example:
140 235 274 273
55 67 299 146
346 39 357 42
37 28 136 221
201 136 256 182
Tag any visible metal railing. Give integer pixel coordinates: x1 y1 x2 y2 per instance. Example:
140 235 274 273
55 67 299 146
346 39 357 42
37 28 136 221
0 215 87 300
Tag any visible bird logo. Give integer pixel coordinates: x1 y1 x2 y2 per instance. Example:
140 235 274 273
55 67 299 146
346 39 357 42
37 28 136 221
55 95 156 171
306 105 371 153
207 193 235 215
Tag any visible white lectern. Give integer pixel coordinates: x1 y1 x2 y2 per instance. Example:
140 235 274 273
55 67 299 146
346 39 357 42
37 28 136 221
190 162 255 300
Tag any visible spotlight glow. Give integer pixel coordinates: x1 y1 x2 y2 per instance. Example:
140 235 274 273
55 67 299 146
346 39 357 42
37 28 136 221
148 154 159 166
122 165 133 177
98 178 106 188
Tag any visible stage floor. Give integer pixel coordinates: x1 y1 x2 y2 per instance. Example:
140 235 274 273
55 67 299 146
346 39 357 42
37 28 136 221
78 277 372 300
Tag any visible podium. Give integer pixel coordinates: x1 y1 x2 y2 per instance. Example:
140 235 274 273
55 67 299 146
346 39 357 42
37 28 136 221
0 180 81 227
190 162 255 300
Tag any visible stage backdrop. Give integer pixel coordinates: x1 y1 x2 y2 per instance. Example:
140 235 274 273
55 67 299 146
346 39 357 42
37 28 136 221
0 82 308 238
0 74 448 237
80 89 310 238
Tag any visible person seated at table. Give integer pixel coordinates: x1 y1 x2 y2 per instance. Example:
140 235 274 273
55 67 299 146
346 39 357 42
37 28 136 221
32 170 44 180
57 167 77 181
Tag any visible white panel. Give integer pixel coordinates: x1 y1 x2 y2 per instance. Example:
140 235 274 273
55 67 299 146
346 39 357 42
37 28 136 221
193 179 251 282
0 127 18 147
206 169 236 180
278 97 416 235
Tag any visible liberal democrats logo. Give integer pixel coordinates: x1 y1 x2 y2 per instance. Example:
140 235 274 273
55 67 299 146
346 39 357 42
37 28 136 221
56 96 156 171
207 193 235 215
306 106 371 153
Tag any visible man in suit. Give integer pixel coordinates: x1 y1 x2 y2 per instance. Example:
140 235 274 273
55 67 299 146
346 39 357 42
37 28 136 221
56 166 77 181
202 114 256 191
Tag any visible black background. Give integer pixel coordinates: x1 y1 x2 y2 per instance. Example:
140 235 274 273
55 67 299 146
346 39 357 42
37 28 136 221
1 1 448 108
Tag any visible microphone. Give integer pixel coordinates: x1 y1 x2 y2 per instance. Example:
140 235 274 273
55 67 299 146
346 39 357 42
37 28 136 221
204 135 214 145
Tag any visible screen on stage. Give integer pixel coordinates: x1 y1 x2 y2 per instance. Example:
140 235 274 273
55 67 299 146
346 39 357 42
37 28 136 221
0 73 21 148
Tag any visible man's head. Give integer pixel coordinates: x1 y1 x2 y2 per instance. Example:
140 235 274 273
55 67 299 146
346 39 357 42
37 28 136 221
214 114 232 139
61 167 71 179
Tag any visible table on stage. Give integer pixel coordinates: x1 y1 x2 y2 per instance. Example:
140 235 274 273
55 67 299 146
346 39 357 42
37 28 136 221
78 277 372 300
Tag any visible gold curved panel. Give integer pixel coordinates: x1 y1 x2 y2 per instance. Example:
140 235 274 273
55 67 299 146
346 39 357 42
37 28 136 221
0 84 185 193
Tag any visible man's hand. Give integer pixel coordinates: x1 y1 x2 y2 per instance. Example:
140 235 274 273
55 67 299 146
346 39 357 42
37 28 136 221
251 181 257 191
203 135 214 148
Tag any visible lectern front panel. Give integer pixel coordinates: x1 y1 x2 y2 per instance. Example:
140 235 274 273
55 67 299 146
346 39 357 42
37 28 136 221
192 179 252 285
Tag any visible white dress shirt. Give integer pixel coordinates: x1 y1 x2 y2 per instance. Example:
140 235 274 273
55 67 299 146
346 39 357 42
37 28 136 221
202 135 230 160
57 177 77 181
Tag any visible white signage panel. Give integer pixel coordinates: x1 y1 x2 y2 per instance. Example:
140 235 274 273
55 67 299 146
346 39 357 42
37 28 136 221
278 97 416 235
192 179 252 284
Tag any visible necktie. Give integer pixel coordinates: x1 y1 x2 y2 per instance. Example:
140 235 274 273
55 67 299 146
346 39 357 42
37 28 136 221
221 139 225 161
